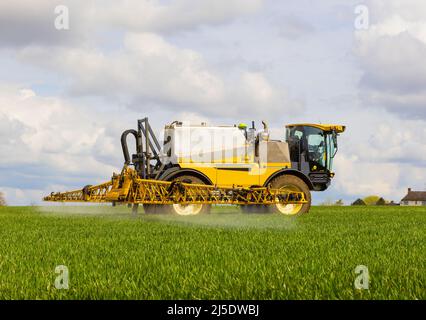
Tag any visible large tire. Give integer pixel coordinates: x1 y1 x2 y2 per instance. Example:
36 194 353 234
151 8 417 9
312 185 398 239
267 175 311 216
159 175 211 215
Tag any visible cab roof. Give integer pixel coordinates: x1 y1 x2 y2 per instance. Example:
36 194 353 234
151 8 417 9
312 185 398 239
285 123 346 133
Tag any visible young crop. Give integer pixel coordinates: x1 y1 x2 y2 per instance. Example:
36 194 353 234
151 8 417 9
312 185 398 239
0 206 424 299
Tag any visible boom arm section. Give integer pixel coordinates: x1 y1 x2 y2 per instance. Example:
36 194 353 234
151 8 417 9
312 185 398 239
44 166 307 205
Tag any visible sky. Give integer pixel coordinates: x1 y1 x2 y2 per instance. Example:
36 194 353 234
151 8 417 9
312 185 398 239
1 0 426 205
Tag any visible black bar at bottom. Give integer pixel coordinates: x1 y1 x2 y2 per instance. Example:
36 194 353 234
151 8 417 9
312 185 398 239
0 300 422 319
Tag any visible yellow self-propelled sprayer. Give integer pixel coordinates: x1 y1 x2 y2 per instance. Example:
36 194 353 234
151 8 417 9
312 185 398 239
44 118 345 216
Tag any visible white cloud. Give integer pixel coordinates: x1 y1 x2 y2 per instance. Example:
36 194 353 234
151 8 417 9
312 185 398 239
0 0 264 48
334 152 426 201
276 15 315 40
367 0 426 23
99 0 264 33
350 121 426 164
331 109 426 201
355 2 426 118
18 32 302 118
334 154 402 199
0 86 120 187
0 0 90 47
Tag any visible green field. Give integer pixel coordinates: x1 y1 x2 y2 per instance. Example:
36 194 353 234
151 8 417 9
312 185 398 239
0 205 424 299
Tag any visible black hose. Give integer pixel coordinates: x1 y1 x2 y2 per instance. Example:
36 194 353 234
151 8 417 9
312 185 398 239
121 129 138 165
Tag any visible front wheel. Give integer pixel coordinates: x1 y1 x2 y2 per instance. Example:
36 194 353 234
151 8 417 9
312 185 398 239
160 175 211 215
268 175 311 216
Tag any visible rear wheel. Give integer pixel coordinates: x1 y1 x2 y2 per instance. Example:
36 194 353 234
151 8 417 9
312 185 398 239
268 175 311 216
160 175 211 215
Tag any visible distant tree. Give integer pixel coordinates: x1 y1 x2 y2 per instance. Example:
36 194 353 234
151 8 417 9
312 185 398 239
335 199 344 206
352 198 366 206
0 192 6 206
363 195 380 206
376 197 386 206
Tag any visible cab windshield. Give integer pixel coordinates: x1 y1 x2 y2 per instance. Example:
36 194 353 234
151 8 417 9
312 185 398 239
286 126 337 172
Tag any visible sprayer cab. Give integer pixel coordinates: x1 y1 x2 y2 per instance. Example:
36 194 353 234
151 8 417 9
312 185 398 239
285 123 345 191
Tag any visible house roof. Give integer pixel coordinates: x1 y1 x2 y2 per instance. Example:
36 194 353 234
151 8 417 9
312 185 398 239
401 190 426 201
